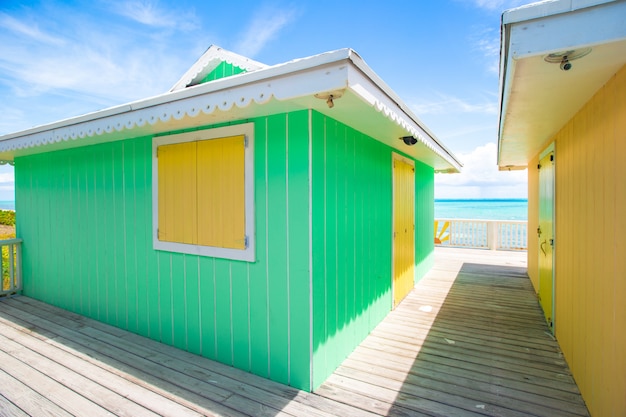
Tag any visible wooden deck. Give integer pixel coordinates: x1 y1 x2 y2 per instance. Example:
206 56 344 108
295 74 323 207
0 248 589 417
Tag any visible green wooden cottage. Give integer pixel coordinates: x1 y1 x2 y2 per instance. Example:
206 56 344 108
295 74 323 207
0 46 461 391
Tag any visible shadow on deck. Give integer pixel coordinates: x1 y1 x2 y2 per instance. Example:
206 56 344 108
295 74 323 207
0 248 589 416
314 247 590 417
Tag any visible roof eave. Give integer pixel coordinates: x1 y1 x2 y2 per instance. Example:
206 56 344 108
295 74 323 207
497 0 626 168
0 48 462 172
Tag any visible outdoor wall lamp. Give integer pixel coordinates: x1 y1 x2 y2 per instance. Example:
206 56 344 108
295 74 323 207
314 91 344 108
401 136 418 146
544 48 592 71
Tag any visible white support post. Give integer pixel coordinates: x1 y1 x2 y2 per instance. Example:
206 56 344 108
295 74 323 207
487 221 498 250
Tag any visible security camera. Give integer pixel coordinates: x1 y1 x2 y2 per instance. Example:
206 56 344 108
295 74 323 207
401 136 418 146
560 57 572 71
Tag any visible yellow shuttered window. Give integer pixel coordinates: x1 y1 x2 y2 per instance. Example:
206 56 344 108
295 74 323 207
153 123 255 262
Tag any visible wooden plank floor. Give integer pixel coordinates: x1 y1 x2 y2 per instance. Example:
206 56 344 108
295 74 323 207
316 248 590 417
0 248 589 416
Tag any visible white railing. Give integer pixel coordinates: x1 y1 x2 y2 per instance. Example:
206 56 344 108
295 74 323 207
435 219 527 251
0 238 22 297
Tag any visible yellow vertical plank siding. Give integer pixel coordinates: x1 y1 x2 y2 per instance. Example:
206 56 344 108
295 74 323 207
528 64 626 416
527 154 539 290
157 141 198 244
392 156 415 307
614 63 626 415
197 136 246 249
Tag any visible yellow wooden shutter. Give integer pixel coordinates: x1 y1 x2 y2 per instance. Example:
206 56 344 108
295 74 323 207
157 141 198 244
197 135 246 249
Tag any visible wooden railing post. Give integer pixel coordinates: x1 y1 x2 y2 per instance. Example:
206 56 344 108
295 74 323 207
0 238 23 297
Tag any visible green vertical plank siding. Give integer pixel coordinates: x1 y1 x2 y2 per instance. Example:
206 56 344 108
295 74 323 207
214 259 232 364
286 111 311 389
184 255 201 355
171 252 186 350
199 62 246 84
414 161 435 280
266 113 290 385
247 118 270 378
14 110 313 391
198 256 216 359
231 261 250 370
310 111 432 389
14 109 432 393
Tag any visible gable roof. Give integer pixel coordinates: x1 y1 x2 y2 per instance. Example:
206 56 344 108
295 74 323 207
169 45 268 92
0 47 462 172
498 0 626 169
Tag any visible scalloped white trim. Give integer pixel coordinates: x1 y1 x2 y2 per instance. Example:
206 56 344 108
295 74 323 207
170 45 268 92
350 71 461 172
0 85 274 154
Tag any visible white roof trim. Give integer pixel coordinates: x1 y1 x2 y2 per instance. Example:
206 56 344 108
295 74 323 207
0 48 462 171
169 45 268 92
502 0 617 24
498 0 626 168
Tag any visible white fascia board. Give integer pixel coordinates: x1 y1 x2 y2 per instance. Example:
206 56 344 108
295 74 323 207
0 46 462 172
0 53 353 155
502 0 617 24
0 49 354 144
347 51 462 171
497 0 626 168
506 0 626 60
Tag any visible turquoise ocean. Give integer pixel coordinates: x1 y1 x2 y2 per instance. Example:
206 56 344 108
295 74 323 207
0 199 528 220
0 201 14 211
435 199 527 220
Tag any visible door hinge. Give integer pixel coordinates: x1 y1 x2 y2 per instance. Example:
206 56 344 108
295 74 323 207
550 154 554 162
157 228 160 239
244 136 249 148
549 238 554 247
244 235 249 248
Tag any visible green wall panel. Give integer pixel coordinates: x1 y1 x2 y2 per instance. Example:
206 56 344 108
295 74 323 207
199 61 246 84
309 111 434 389
414 160 435 280
14 110 312 391
13 108 434 392
310 112 394 389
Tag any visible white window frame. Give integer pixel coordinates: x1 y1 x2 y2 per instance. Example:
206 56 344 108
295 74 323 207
152 122 255 262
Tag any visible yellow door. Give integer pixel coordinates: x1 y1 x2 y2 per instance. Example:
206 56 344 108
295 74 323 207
538 150 555 330
393 156 415 308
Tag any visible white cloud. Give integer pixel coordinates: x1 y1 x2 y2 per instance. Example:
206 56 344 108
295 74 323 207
0 6 195 106
436 142 527 198
411 93 498 116
0 13 66 45
468 0 531 11
109 0 199 31
471 27 500 74
0 172 14 184
235 6 299 57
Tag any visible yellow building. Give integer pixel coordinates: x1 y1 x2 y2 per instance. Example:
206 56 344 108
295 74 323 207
498 1 626 415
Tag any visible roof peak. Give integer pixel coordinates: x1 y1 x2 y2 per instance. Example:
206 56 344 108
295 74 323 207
169 45 268 92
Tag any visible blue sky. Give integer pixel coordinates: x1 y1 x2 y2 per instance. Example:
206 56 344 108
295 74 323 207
0 0 530 201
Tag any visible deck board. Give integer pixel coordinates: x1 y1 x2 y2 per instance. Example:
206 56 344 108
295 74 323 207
0 247 589 416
